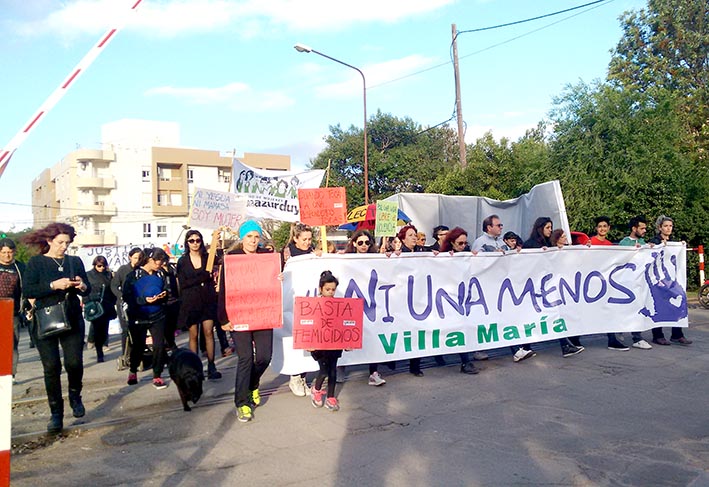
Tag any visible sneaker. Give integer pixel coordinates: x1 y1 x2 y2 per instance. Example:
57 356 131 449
513 348 535 362
250 389 261 408
632 340 653 350
652 337 671 346
152 377 168 389
472 351 489 361
237 405 253 422
289 375 307 397
368 371 386 386
561 344 583 357
608 342 630 351
670 337 693 345
127 373 138 385
310 386 325 408
460 362 480 374
87 341 95 350
336 366 346 383
324 397 340 411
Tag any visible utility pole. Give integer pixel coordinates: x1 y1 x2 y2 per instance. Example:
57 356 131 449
452 24 467 168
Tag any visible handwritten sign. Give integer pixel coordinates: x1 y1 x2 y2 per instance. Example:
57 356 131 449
374 200 399 237
223 252 282 331
293 297 364 350
297 187 347 226
190 187 248 231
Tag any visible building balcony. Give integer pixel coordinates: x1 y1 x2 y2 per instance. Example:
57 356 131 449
75 176 116 190
73 202 117 217
74 149 115 163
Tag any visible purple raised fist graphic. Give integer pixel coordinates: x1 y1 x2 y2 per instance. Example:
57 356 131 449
639 249 687 323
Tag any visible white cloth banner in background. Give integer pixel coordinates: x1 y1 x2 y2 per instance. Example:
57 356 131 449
231 158 325 222
272 243 687 375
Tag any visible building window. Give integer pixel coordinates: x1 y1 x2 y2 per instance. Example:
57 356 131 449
218 168 231 184
142 169 150 182
157 225 167 238
143 223 151 238
187 169 194 183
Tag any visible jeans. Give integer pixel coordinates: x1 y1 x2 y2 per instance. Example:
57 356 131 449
32 317 84 414
232 329 273 408
652 327 685 340
12 314 20 377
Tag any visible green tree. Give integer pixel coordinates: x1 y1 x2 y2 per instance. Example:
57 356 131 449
310 110 459 207
609 0 709 162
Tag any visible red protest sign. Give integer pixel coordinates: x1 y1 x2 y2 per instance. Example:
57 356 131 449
292 297 364 350
223 253 282 331
297 187 347 226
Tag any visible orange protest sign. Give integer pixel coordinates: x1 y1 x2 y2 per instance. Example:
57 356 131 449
292 297 364 350
223 253 282 331
297 187 347 226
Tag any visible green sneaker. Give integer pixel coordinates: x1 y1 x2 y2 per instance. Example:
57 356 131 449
250 389 261 408
237 405 253 423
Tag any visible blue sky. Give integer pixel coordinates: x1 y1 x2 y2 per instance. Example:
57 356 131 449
0 0 647 229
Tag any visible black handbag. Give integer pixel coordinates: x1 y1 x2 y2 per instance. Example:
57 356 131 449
83 285 105 321
36 296 72 339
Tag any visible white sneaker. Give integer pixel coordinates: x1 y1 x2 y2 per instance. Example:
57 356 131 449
368 371 386 386
472 351 489 361
513 348 535 362
632 340 652 350
289 375 306 397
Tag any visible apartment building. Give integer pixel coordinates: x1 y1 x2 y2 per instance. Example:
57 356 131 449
31 119 290 247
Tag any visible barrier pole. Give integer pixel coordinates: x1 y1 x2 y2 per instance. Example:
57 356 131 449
699 245 705 286
0 299 14 486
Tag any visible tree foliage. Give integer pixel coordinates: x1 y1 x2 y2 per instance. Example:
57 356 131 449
309 110 459 206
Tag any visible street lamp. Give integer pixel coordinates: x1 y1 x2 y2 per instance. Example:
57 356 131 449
294 43 369 204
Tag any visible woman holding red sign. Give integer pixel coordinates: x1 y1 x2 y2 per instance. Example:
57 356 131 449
218 220 274 423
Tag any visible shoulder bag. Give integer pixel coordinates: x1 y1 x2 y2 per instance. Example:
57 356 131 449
83 284 105 321
36 294 72 339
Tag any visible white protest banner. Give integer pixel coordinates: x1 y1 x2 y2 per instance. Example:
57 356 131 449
232 158 325 221
76 245 137 272
272 243 687 375
190 187 248 231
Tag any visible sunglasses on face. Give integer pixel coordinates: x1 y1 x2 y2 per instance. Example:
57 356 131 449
187 239 202 244
95 264 105 269
356 240 371 246
453 240 467 246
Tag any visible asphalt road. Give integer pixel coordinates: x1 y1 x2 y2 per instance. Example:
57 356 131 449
9 308 709 486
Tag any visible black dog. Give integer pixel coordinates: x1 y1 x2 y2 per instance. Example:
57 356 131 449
168 348 204 412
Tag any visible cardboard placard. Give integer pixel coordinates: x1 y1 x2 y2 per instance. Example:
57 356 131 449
223 253 282 331
297 187 347 226
190 187 248 231
292 297 364 350
374 200 399 237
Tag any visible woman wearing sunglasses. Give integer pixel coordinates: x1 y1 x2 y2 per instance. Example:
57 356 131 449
342 230 386 386
176 230 222 380
84 255 118 363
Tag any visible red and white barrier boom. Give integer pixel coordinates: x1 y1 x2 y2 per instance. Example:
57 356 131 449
0 0 144 178
0 299 13 486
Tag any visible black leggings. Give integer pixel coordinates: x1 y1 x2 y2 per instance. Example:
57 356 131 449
32 318 84 414
128 315 166 378
232 329 273 408
314 354 339 398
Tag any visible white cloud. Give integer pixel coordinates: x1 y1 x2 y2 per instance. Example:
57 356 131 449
11 0 457 39
145 82 294 112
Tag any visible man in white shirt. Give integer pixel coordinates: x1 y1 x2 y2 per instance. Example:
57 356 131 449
472 215 508 252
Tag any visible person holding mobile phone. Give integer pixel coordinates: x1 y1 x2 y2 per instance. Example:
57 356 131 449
122 248 170 390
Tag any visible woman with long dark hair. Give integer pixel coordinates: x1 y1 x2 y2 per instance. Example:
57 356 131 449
122 248 170 389
85 255 117 363
23 222 91 433
176 230 221 380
